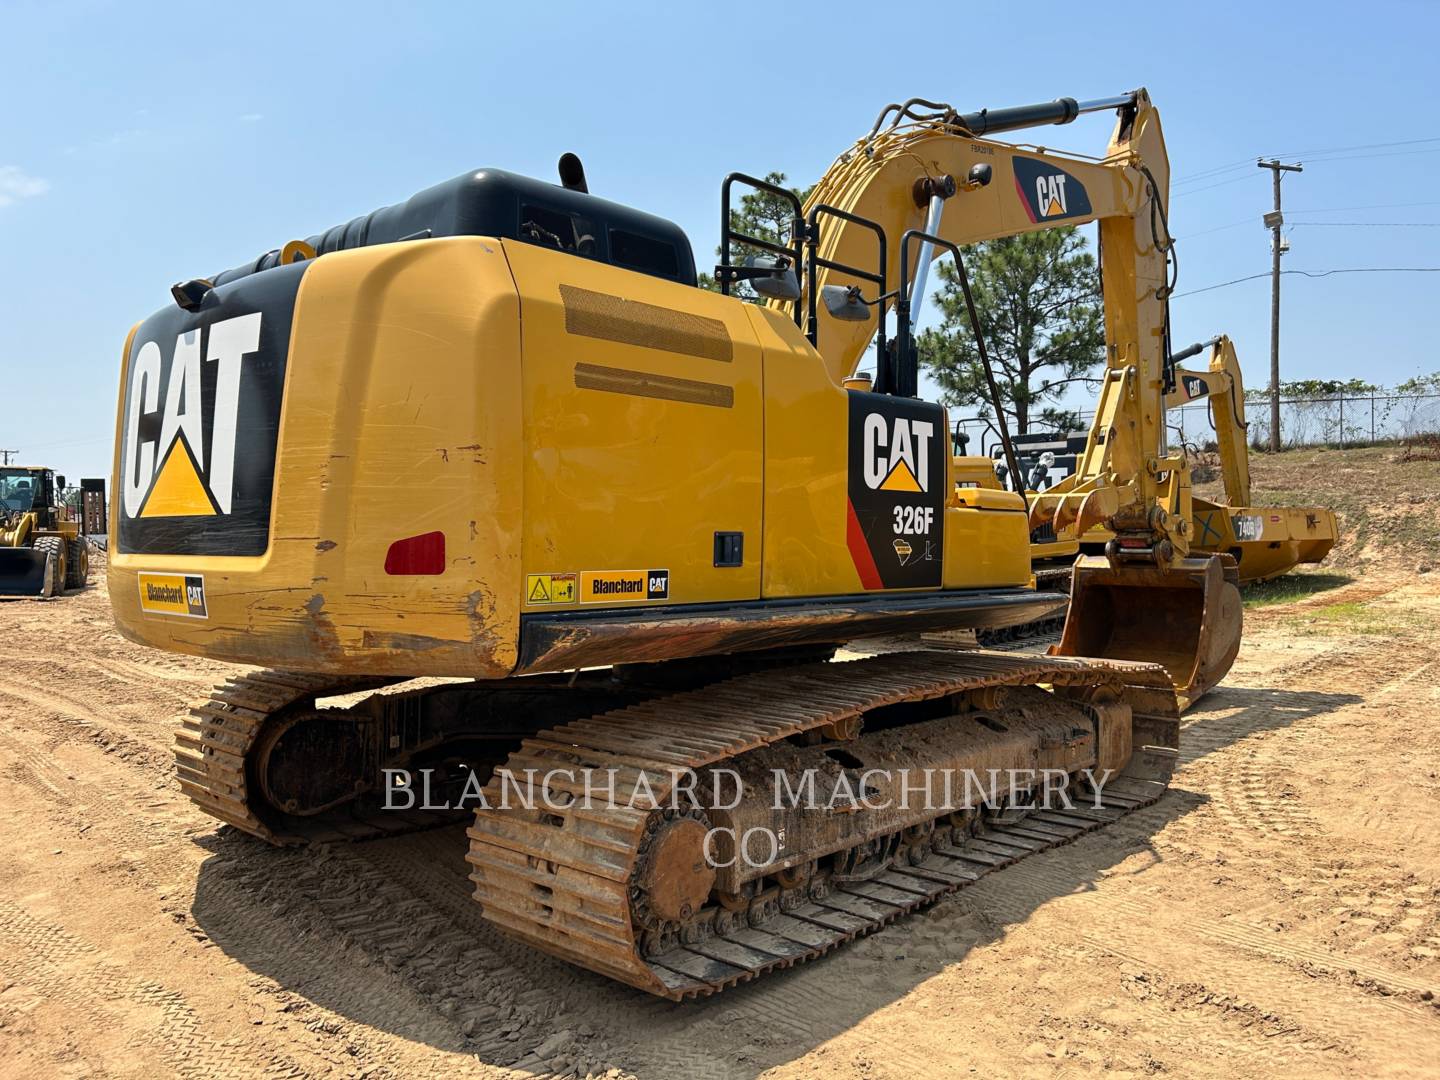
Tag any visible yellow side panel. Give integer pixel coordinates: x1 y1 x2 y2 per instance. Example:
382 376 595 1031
504 242 763 609
943 507 1032 588
745 306 865 598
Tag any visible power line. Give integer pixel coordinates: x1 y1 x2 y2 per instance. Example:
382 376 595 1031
1173 162 1256 188
1173 136 1440 186
13 434 112 451
1273 134 1440 158
1175 217 1253 239
1175 266 1440 298
1174 172 1262 196
1288 200 1440 214
1178 208 1440 239
1290 221 1440 227
1289 266 1440 278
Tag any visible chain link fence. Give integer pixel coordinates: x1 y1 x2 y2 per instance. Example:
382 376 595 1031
1172 392 1440 451
955 391 1440 460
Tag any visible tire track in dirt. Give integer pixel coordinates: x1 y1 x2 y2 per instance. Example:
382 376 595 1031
976 872 1381 1068
189 845 500 1079
0 900 313 1080
1070 884 1439 1019
1030 934 1354 1067
0 727 199 891
196 831 638 1079
0 675 178 775
1171 641 1440 977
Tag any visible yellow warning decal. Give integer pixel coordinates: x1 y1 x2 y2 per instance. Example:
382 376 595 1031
580 569 670 603
140 437 218 518
138 572 208 618
525 573 577 605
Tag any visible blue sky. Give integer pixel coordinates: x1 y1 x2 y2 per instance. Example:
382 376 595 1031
3 0 1438 481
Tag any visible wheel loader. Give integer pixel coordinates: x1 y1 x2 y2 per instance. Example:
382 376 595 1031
0 466 94 597
110 88 1240 997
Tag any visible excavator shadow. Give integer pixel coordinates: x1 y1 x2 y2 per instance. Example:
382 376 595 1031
187 683 1352 1078
1176 683 1363 769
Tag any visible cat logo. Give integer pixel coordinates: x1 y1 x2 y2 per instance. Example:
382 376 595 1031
861 414 935 493
1182 374 1208 400
117 260 301 558
121 313 262 521
1013 157 1092 224
1035 173 1069 217
137 572 208 618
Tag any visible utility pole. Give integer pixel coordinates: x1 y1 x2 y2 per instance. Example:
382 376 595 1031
0 449 16 465
1259 159 1303 452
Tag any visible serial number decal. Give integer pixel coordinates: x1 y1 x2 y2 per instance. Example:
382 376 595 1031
579 569 670 603
137 572 208 618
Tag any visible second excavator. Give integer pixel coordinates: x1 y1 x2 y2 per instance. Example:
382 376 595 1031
110 88 1235 997
972 333 1337 650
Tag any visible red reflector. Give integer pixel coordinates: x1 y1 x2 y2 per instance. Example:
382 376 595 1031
384 531 445 575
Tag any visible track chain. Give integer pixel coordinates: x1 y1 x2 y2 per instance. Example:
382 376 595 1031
175 670 449 845
466 650 1179 999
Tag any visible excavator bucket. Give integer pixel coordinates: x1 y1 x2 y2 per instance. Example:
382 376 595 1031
0 547 52 597
1054 553 1242 710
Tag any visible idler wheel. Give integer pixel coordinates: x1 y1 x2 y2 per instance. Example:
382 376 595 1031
635 811 715 924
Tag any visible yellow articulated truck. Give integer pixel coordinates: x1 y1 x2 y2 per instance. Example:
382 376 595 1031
110 89 1239 998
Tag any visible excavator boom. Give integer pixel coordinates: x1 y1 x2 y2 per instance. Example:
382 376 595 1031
789 89 1242 705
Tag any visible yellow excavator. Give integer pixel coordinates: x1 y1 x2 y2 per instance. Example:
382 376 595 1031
973 333 1337 645
110 88 1237 998
0 466 92 596
1163 334 1337 578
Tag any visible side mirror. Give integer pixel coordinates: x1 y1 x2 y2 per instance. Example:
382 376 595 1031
744 255 801 301
821 284 871 322
55 475 66 492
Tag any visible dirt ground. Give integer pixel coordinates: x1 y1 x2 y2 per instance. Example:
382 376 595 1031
2 447 1438 1079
